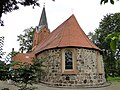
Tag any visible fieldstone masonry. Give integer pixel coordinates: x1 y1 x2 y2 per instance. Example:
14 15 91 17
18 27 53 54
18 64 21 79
12 8 106 88
37 48 106 86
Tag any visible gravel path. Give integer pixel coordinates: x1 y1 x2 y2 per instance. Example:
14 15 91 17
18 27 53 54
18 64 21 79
0 81 120 90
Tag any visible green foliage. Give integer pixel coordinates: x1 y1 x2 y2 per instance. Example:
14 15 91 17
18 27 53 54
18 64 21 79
17 27 34 53
31 58 46 81
105 32 120 51
0 54 45 90
11 62 36 90
0 60 11 81
100 0 115 4
0 0 40 26
107 76 120 82
0 0 55 26
88 13 120 77
0 37 5 59
11 58 45 90
4 50 18 64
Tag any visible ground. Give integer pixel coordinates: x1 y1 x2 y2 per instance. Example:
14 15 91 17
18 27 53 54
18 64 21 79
0 81 120 90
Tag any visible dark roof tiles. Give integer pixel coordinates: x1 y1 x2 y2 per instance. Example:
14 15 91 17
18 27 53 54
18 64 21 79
38 7 48 29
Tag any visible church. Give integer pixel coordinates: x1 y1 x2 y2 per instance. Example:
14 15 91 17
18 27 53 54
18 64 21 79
13 6 106 87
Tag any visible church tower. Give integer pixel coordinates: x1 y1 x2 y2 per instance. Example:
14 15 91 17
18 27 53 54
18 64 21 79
32 5 50 51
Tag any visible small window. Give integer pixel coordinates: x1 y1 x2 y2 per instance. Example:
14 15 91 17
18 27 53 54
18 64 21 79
65 50 73 69
62 48 77 74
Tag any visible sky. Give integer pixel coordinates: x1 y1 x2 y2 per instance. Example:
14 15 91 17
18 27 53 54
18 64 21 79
0 0 120 55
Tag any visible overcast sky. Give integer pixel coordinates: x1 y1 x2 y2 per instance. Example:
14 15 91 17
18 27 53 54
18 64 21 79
0 0 120 54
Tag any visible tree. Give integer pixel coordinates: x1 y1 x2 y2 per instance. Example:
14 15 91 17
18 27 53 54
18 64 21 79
10 58 45 90
32 58 46 82
17 27 34 53
0 0 55 26
0 59 36 90
0 50 45 90
100 0 120 51
88 32 97 44
0 60 10 81
0 50 18 90
100 0 119 4
11 62 37 90
0 37 5 59
105 32 120 51
0 0 40 26
88 13 120 77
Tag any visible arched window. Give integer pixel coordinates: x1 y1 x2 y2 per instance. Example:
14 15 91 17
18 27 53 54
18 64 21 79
65 50 73 69
62 48 77 74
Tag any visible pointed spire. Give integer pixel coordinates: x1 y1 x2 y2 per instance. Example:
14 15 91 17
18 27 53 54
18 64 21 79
38 4 48 29
34 14 100 53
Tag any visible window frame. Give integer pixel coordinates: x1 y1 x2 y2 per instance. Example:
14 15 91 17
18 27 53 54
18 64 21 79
96 51 103 74
65 50 73 69
61 48 77 74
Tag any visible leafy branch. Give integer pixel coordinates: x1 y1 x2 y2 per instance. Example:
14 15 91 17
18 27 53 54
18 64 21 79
105 32 120 51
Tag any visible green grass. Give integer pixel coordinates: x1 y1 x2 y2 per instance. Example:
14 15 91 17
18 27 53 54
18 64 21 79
107 76 120 82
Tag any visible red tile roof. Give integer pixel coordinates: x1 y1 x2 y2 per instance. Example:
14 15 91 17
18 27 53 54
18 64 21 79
12 53 35 64
33 14 100 54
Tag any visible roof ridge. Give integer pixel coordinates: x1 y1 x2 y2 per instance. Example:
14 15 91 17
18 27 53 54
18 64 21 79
41 14 74 48
56 14 75 47
53 14 74 32
70 15 100 50
33 14 100 54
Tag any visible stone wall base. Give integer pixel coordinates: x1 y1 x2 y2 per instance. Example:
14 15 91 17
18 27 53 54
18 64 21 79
40 81 110 88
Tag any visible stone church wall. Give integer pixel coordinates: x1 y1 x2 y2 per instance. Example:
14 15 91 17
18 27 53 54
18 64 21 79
37 48 106 86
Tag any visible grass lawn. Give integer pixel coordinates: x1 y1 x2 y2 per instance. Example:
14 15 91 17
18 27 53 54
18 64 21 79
107 76 120 82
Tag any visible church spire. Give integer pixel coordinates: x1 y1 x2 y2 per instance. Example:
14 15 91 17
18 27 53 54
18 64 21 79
32 4 50 51
38 4 48 29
